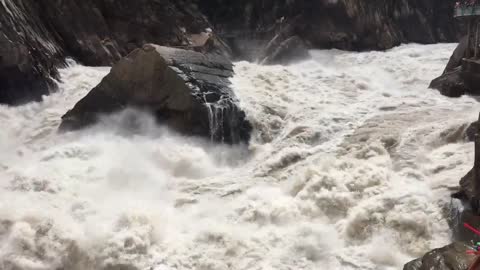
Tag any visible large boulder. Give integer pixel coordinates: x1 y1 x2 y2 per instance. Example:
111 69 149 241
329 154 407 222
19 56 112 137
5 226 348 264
429 67 470 98
60 44 252 144
429 36 480 98
403 242 475 270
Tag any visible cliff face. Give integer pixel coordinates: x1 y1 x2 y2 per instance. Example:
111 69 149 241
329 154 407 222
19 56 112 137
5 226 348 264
198 0 458 59
0 0 459 104
0 0 216 104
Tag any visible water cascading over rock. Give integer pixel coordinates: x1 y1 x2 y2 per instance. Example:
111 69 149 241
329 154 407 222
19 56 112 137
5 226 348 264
59 44 252 144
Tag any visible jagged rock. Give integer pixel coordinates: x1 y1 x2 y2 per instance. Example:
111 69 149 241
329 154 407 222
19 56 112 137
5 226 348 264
443 36 469 74
0 1 64 104
0 0 460 104
429 67 470 98
260 36 310 65
60 44 251 144
0 0 229 105
403 242 475 270
199 0 458 60
466 121 479 142
429 36 480 98
453 114 480 211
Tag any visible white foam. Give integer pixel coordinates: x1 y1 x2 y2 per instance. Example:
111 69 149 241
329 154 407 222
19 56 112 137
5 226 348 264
0 44 478 270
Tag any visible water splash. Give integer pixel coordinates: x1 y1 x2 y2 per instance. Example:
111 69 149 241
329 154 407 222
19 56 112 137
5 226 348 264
0 44 479 270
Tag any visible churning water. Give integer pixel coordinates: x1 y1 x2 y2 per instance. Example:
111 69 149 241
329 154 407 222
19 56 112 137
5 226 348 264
0 44 478 270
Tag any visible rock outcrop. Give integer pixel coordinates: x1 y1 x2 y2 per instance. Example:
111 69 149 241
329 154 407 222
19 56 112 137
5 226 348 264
429 67 470 98
60 44 251 144
466 121 479 142
409 115 479 269
1 0 460 104
0 0 228 105
452 114 480 210
403 242 475 270
199 0 459 60
429 36 480 97
260 35 310 65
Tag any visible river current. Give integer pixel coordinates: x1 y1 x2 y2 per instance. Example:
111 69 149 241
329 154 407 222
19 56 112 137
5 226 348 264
0 44 478 270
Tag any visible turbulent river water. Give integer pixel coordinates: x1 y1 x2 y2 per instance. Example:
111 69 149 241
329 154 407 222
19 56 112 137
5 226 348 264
0 44 479 270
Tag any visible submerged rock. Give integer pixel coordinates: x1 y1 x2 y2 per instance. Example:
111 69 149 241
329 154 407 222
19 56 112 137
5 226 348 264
60 44 251 144
403 242 475 270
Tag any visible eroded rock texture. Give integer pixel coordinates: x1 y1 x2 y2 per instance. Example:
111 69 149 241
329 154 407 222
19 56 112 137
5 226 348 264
60 44 251 144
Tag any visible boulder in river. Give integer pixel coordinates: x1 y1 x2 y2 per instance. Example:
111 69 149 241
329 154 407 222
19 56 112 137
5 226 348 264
60 44 252 144
0 0 230 105
403 242 475 270
466 121 479 142
429 67 470 98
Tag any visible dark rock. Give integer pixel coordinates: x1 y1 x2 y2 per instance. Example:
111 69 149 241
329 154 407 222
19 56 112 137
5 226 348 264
60 44 251 144
199 0 459 60
451 207 480 244
453 114 480 212
403 242 475 270
443 36 470 75
430 36 480 98
460 59 480 96
260 36 310 65
0 0 230 105
466 121 479 142
0 1 64 105
429 68 470 98
0 0 461 104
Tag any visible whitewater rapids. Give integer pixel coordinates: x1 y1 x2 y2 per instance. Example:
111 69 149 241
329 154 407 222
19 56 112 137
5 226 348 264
0 44 478 270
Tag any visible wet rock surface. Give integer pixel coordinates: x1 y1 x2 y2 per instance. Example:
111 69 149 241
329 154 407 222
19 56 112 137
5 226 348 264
1 0 459 104
466 121 479 142
430 36 480 98
415 115 480 270
60 44 251 144
430 67 470 98
260 36 310 65
403 242 475 270
0 0 226 105
199 0 458 60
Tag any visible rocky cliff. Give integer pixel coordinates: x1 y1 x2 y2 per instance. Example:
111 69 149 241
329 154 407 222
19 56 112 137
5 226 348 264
0 0 222 105
198 0 459 60
1 0 459 104
404 116 480 269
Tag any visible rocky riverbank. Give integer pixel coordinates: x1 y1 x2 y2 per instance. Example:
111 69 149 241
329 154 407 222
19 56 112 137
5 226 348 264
1 0 459 105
